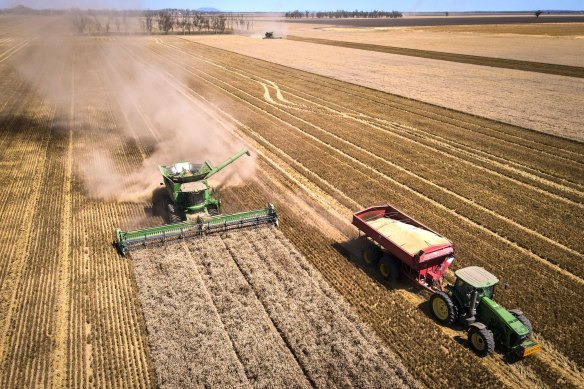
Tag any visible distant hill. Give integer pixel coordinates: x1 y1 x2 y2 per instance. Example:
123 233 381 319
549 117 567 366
197 7 220 13
6 5 36 14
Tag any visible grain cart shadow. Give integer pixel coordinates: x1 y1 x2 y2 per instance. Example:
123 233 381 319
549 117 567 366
332 238 411 291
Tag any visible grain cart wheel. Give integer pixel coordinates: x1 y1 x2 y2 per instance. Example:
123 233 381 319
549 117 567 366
378 256 400 283
361 245 382 266
468 323 495 357
430 291 458 325
509 309 533 336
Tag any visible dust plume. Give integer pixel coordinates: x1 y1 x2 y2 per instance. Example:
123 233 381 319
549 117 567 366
7 6 256 204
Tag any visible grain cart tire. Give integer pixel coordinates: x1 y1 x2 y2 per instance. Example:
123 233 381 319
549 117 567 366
361 245 382 266
509 309 533 336
430 291 458 325
378 256 400 283
468 323 495 357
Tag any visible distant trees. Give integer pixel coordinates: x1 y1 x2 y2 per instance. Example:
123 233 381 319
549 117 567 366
535 10 543 18
285 9 403 19
69 8 237 35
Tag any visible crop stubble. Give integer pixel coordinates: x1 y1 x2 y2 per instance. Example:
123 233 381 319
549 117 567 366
131 227 419 388
126 36 584 378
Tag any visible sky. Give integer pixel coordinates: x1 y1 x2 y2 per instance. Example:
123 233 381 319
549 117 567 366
2 0 583 12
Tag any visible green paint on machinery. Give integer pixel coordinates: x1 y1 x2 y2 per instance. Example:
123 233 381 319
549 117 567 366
115 204 278 256
159 148 251 221
115 149 278 255
430 266 541 357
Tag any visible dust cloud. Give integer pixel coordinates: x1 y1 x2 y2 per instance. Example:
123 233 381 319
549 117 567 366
7 3 256 204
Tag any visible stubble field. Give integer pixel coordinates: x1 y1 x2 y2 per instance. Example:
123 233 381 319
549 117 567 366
0 16 583 388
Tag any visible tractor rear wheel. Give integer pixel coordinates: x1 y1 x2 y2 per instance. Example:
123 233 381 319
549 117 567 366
468 324 495 357
361 245 382 266
430 291 458 325
509 309 533 336
378 256 400 283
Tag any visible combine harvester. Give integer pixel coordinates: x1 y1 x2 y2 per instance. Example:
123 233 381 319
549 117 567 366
115 149 277 255
353 204 541 358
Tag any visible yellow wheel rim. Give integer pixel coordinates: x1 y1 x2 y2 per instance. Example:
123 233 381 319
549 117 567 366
363 251 373 264
471 332 485 350
432 297 449 321
379 263 389 278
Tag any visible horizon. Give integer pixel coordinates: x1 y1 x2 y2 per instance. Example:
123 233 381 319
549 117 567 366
1 1 583 12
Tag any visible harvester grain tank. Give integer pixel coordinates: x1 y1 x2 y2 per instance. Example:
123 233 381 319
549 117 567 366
115 149 278 255
352 204 540 358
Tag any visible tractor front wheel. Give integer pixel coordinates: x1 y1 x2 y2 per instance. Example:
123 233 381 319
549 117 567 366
430 291 458 325
468 324 495 357
378 256 400 283
361 245 382 266
509 309 533 336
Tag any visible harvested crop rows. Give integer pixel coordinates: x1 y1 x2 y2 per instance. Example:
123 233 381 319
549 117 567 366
1 24 583 389
287 35 584 78
132 227 418 388
0 38 154 387
116 35 583 385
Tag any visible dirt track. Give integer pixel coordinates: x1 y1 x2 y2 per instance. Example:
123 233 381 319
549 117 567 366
0 21 583 388
287 35 584 78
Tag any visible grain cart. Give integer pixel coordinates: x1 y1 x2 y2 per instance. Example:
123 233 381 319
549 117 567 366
353 204 540 357
114 149 278 256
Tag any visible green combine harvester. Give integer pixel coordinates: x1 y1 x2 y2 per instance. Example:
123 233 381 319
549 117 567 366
115 149 278 255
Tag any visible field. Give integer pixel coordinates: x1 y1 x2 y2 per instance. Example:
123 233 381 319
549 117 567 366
132 228 417 388
0 15 583 388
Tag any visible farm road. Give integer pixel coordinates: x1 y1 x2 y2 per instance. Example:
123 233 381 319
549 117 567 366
287 35 584 78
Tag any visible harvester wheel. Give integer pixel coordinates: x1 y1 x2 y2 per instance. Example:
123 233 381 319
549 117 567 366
509 309 533 336
468 323 495 357
168 204 182 224
361 245 382 266
378 256 400 283
430 291 458 325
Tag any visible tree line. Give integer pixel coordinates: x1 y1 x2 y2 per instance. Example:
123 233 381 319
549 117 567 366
285 10 403 19
70 9 252 35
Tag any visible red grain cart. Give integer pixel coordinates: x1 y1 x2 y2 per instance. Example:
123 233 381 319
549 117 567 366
352 204 455 290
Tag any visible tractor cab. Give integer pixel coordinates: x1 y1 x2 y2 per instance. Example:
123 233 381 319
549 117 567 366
449 266 499 325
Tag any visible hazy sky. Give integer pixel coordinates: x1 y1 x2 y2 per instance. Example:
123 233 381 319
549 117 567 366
2 0 583 11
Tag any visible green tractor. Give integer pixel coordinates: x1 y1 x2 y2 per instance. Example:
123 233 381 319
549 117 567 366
159 148 250 222
430 266 541 358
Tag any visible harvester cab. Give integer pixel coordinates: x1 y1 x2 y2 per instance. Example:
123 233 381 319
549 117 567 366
430 266 541 358
159 149 250 221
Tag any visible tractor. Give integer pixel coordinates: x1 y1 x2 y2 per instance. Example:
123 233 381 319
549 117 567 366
430 266 541 357
353 205 540 358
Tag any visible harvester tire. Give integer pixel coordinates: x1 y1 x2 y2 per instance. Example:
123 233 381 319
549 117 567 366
509 309 533 336
430 291 458 325
468 323 495 357
168 204 182 224
378 256 400 283
361 245 382 266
